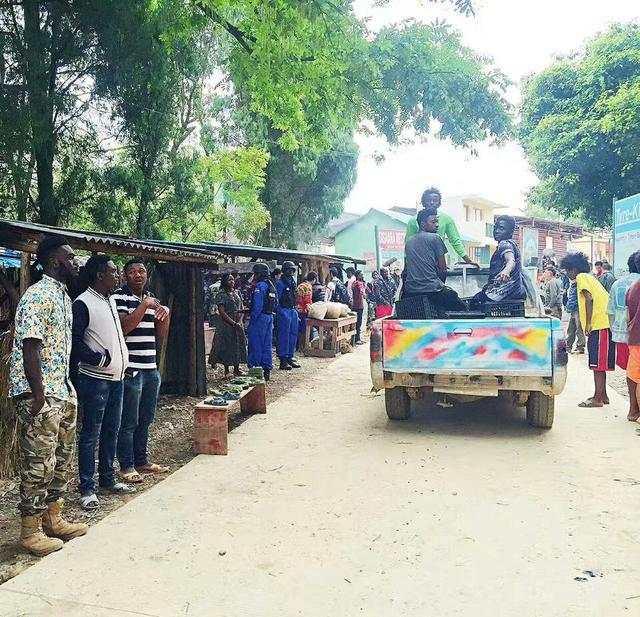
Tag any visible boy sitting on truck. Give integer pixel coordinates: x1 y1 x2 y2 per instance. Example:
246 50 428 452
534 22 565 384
403 208 466 312
560 251 614 408
471 215 526 306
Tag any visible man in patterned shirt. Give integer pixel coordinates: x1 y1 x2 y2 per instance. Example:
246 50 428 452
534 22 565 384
10 236 88 556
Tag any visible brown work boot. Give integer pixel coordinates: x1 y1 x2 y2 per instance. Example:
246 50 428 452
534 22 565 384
21 513 64 557
42 499 88 541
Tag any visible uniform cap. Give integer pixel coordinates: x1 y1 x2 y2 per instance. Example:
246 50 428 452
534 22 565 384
252 263 270 276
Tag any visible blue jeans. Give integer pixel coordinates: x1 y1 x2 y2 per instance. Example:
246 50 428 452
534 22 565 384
117 369 161 470
77 375 124 495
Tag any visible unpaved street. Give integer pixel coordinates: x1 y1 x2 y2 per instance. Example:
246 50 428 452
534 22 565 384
0 349 639 616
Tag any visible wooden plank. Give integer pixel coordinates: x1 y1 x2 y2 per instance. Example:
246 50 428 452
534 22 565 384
240 383 266 414
19 252 30 295
188 267 197 395
193 384 267 455
157 293 174 380
194 404 228 455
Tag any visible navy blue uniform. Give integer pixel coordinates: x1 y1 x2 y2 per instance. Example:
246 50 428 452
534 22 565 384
247 281 274 370
275 276 298 359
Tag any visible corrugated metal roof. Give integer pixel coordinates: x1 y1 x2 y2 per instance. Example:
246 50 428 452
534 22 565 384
0 219 364 266
154 240 365 265
0 219 222 263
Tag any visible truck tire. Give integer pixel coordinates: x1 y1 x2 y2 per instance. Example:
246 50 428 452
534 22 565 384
385 387 411 420
526 392 554 429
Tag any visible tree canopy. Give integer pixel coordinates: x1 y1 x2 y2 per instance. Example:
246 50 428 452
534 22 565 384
0 0 510 247
519 24 640 227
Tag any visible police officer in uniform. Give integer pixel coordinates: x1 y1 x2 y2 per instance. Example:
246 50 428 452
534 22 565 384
275 261 301 371
247 263 276 381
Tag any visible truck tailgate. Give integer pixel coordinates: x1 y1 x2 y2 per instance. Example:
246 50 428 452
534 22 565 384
382 318 553 377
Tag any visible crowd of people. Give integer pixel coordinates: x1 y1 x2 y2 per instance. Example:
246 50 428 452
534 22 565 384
558 251 640 418
9 236 171 557
6 197 635 561
206 261 378 382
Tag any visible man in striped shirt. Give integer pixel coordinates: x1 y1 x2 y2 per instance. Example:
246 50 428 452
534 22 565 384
112 259 170 484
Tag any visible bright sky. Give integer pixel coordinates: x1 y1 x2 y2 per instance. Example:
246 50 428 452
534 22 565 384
346 0 639 214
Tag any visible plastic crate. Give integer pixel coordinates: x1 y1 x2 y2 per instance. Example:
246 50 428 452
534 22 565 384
395 295 442 319
482 301 525 318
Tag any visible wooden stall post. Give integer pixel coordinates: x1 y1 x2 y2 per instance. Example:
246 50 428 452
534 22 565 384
188 266 198 395
19 252 30 295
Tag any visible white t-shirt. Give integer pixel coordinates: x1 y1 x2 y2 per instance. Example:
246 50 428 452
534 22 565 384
347 275 356 301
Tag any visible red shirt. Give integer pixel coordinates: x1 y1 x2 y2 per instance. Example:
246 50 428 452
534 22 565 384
351 280 366 310
626 280 640 346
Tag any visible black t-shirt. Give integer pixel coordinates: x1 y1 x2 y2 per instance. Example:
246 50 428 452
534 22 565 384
404 231 447 295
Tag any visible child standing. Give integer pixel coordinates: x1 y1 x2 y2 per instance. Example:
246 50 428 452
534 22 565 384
560 252 614 407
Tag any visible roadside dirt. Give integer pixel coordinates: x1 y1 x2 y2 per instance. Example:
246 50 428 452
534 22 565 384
0 350 341 583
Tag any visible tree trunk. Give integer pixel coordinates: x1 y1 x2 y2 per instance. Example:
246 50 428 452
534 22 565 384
23 2 58 225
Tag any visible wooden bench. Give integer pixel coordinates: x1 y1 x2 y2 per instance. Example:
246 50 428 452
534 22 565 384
194 383 266 455
302 315 357 358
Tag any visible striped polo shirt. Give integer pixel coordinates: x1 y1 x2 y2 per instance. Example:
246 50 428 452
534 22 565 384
111 285 157 370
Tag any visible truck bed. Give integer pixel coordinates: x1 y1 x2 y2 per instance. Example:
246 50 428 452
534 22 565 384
382 317 556 377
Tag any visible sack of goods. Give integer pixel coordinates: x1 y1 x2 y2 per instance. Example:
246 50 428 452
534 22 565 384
308 301 328 320
339 304 350 317
324 301 345 319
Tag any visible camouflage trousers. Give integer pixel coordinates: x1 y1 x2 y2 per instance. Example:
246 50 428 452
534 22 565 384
15 396 78 515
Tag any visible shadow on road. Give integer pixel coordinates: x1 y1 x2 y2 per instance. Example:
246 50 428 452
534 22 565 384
376 395 550 440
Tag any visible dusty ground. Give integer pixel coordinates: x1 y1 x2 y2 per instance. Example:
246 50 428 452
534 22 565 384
2 349 640 616
0 349 340 583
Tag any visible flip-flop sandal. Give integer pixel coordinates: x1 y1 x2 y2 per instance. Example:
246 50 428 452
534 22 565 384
102 482 136 494
578 399 604 408
135 463 169 474
121 470 143 484
80 494 99 510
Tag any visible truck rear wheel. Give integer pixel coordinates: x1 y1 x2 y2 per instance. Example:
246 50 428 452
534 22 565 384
385 387 411 420
526 392 554 428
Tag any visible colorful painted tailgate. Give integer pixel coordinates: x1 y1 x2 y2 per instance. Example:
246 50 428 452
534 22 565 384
382 318 557 376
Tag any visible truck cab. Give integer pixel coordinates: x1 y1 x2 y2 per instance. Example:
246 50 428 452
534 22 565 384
369 267 568 428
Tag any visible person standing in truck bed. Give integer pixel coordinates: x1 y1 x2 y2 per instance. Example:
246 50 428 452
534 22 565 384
405 188 479 268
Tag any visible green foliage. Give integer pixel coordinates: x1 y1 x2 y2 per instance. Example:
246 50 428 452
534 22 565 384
519 24 640 226
197 0 510 151
0 2 98 224
260 132 359 248
157 147 271 243
0 0 510 249
365 20 511 144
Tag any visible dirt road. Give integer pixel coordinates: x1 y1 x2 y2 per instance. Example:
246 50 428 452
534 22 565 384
0 349 639 616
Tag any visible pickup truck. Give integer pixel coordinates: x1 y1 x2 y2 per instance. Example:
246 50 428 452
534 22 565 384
369 267 568 428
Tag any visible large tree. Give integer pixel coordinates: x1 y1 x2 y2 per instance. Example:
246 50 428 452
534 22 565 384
193 0 511 246
0 1 99 224
519 24 640 226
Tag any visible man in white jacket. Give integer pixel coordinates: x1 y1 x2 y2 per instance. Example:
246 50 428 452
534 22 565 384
72 255 134 511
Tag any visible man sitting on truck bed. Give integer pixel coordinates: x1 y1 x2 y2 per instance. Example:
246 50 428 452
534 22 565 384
471 215 526 306
403 208 466 312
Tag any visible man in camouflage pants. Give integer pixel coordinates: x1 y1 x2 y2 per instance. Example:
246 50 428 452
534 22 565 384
9 236 88 556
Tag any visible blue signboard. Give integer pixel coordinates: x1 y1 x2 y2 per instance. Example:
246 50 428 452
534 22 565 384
614 193 640 278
